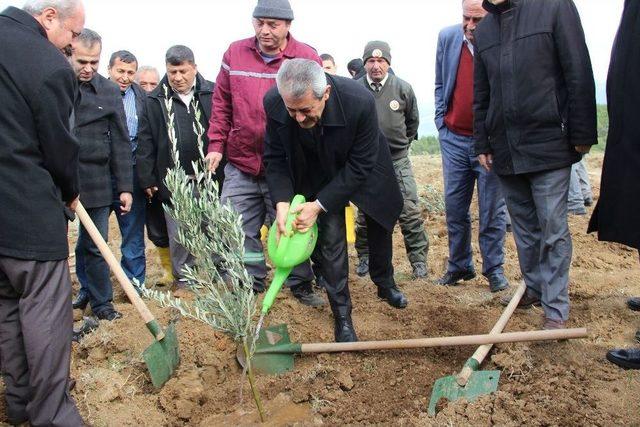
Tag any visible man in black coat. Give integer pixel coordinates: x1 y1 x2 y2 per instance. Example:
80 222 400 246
0 2 85 425
588 0 640 370
137 45 220 287
473 0 597 329
70 29 133 321
264 58 407 342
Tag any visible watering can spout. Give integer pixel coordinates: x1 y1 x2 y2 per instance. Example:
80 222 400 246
262 267 293 315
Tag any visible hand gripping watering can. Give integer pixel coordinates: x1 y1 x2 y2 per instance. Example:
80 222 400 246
262 195 318 315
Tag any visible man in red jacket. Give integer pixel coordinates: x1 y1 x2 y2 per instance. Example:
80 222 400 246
205 0 324 305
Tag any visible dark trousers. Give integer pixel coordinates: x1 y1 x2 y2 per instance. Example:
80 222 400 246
146 194 170 248
319 212 395 316
0 257 83 426
75 206 114 313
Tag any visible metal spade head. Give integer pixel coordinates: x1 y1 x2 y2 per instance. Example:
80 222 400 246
428 369 501 416
237 324 302 375
142 322 180 388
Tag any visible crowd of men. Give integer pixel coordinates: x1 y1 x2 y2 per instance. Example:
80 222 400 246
0 0 639 423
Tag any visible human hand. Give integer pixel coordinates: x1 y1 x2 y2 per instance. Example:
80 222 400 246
478 153 493 172
66 196 79 212
120 192 133 214
275 202 291 241
291 202 321 233
144 186 158 199
205 152 223 173
574 145 591 154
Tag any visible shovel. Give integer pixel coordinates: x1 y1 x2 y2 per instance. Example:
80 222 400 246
427 282 526 415
76 202 179 388
239 321 587 375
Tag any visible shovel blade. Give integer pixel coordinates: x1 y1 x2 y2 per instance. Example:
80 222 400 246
143 322 180 388
252 324 296 375
428 370 500 416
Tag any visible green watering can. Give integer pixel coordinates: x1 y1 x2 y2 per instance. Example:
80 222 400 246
262 194 318 315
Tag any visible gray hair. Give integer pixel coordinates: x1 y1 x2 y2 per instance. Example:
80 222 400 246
276 59 327 100
76 28 101 48
165 45 195 66
136 65 159 78
23 0 80 19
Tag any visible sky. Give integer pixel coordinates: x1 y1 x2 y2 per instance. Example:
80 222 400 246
1 0 625 135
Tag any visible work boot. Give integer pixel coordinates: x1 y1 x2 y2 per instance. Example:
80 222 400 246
436 269 476 286
291 282 326 307
334 314 358 342
356 257 369 277
487 272 510 293
606 348 640 369
412 262 428 279
156 247 174 286
377 286 408 308
543 318 566 330
72 289 89 310
72 317 99 342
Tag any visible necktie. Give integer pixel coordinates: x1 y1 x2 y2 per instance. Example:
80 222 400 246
372 82 382 92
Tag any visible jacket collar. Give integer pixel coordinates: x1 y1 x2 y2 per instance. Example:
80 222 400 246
272 73 346 128
482 0 516 14
1 6 47 39
151 73 212 99
249 32 304 60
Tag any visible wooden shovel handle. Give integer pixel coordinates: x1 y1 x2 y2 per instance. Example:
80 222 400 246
457 282 527 385
76 202 164 340
299 328 587 353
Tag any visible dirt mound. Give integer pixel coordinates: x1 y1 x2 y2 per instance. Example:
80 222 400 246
2 154 638 425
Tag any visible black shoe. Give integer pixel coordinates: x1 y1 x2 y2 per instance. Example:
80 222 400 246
487 273 510 293
72 290 89 310
606 348 640 369
412 262 428 279
584 197 593 207
627 297 640 311
291 282 326 307
500 288 542 308
72 317 99 342
377 286 408 309
95 308 122 321
334 315 358 342
356 257 369 277
436 269 476 286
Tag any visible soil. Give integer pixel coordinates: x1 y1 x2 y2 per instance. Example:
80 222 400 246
3 154 639 426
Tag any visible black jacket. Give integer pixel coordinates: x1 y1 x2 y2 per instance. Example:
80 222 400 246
588 0 640 249
0 7 79 261
263 74 403 231
137 73 219 202
74 74 133 208
473 0 597 175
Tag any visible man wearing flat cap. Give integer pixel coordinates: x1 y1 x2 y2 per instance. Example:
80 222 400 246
205 0 325 306
264 58 408 342
354 41 428 280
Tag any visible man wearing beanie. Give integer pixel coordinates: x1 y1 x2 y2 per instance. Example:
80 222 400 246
205 0 324 306
354 41 429 280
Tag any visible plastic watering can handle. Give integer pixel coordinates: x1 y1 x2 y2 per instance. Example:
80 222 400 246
273 195 307 261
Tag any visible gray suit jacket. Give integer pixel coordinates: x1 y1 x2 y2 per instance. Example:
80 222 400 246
434 24 464 130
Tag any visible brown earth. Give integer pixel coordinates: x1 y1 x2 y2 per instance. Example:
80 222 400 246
3 154 639 426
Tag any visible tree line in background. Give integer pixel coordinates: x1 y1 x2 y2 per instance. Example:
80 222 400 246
411 104 609 156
